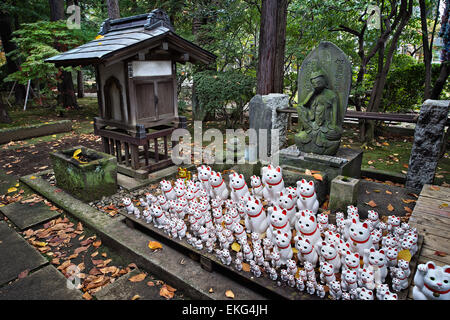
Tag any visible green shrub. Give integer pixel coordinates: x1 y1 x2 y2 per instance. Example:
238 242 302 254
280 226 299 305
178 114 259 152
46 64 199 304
380 55 449 112
193 70 256 128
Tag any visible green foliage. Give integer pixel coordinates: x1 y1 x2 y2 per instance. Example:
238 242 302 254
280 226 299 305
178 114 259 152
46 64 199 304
193 70 256 128
381 55 449 112
4 21 90 105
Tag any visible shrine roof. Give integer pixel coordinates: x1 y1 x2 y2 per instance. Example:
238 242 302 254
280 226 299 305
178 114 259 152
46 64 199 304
45 10 216 66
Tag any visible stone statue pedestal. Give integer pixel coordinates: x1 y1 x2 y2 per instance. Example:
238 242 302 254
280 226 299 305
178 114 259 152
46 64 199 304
277 145 362 194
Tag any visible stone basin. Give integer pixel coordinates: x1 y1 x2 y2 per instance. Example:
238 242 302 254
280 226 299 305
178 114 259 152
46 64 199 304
50 146 117 202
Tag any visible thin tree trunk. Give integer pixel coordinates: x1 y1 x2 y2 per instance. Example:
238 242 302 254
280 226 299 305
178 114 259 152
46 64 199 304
49 0 79 109
0 13 26 104
0 98 12 124
430 62 450 99
77 70 84 98
419 0 432 100
106 0 120 19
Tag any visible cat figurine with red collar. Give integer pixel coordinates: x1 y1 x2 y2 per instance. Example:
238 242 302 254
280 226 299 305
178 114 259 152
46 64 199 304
285 186 298 202
317 213 329 232
348 219 373 257
318 241 341 273
197 165 214 197
277 191 297 226
295 210 321 246
363 247 387 284
387 215 401 233
209 171 229 200
250 175 264 199
358 267 375 290
286 259 298 276
229 172 250 202
123 198 140 216
244 196 269 234
304 261 316 279
294 236 319 267
296 179 319 213
342 250 360 272
376 283 390 300
267 205 292 243
319 261 337 285
274 230 293 265
366 210 380 229
341 269 358 292
370 229 382 250
329 280 342 300
316 283 326 298
150 204 168 228
261 165 285 204
392 268 409 292
233 223 247 244
160 179 177 201
413 261 450 300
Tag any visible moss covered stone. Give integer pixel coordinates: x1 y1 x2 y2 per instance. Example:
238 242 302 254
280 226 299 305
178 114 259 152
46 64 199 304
50 146 117 202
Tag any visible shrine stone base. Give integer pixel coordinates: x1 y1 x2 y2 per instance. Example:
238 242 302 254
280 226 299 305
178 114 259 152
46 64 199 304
278 145 363 194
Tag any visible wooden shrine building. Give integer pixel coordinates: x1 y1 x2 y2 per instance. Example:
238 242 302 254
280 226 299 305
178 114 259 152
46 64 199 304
46 9 216 178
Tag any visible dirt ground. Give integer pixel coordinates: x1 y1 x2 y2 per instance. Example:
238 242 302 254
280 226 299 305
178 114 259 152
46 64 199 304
0 134 103 178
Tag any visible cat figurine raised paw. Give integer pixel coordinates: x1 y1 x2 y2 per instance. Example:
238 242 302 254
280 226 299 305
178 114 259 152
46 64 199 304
296 179 319 213
413 261 450 300
261 165 285 204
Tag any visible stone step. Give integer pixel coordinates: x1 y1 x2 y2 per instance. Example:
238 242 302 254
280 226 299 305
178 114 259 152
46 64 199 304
21 172 267 300
0 221 48 287
94 268 182 300
0 265 82 300
0 200 60 231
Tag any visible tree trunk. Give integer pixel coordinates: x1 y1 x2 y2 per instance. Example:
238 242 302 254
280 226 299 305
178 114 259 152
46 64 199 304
191 1 217 121
0 13 26 104
77 70 84 98
49 0 79 109
273 0 288 93
431 0 449 99
0 99 12 124
419 0 432 100
257 0 287 95
106 0 120 19
430 62 450 99
363 0 413 143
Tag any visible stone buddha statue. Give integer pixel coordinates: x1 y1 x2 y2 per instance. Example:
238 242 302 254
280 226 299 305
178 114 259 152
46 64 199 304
295 69 342 155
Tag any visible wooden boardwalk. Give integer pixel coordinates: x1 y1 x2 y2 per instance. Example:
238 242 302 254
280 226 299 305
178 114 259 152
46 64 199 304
407 184 450 299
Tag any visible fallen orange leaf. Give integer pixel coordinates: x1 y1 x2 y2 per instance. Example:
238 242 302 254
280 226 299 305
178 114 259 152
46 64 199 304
387 204 394 211
225 290 235 299
148 241 163 250
160 284 176 299
93 240 102 248
366 200 377 208
129 273 146 282
242 263 251 272
434 250 447 257
313 174 323 181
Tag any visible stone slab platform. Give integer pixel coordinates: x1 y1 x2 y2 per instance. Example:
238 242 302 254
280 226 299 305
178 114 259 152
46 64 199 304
20 171 267 300
0 221 48 286
121 212 320 301
94 269 181 300
0 201 60 231
0 265 82 300
279 146 362 192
